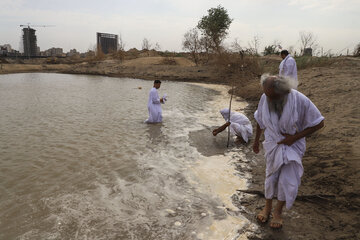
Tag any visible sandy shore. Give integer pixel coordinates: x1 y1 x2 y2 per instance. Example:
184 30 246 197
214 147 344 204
1 56 359 239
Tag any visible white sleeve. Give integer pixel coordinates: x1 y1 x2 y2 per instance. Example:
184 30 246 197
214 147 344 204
254 94 266 129
297 92 324 130
151 90 161 104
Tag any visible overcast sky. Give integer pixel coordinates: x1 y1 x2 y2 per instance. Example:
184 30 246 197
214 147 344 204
1 0 359 54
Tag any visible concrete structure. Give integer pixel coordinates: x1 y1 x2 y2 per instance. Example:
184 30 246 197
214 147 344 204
41 47 63 57
0 44 21 57
96 32 118 54
0 46 7 56
22 27 38 57
0 44 11 56
66 49 79 57
1 44 12 52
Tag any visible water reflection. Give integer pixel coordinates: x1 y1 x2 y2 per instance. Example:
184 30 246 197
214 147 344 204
146 123 164 145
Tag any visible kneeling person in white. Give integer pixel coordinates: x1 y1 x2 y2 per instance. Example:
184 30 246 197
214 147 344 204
212 108 253 143
253 74 324 229
145 80 164 123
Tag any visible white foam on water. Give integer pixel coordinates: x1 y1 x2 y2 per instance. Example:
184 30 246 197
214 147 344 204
186 82 253 240
37 179 167 239
189 153 249 240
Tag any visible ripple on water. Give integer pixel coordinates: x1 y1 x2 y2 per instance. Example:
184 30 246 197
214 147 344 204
0 73 249 239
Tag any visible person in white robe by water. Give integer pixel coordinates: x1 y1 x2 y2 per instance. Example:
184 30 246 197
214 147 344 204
212 108 253 143
253 74 324 229
279 50 298 88
145 80 164 123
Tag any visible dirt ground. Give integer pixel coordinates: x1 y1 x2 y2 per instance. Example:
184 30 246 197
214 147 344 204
1 55 359 239
0 57 222 84
233 57 360 240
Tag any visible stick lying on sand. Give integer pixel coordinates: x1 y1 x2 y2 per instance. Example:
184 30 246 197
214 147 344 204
236 189 336 201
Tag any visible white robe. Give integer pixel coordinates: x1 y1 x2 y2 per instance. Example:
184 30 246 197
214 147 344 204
254 90 324 209
279 55 298 88
145 87 162 123
220 108 253 143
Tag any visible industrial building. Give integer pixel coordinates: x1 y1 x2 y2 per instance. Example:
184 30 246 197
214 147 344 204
96 32 118 54
22 27 38 57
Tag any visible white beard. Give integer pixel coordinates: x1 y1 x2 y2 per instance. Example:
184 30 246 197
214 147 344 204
268 95 288 118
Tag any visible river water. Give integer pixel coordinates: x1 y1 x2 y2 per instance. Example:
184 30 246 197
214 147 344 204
0 73 251 239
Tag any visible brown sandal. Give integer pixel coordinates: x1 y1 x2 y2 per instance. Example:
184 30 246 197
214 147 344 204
270 218 283 229
256 211 270 223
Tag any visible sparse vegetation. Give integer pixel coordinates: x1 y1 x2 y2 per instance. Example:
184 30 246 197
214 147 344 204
161 56 177 65
263 45 280 56
299 31 318 56
118 34 125 51
213 51 264 100
354 43 360 57
182 28 202 65
295 56 335 70
142 38 152 51
95 46 105 60
247 35 261 56
110 50 125 61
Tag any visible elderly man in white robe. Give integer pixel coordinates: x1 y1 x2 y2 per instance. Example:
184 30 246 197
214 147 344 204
279 50 298 88
145 80 164 123
212 108 253 143
253 74 324 229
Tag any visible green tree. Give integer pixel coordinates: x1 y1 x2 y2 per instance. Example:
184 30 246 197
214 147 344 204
197 5 233 53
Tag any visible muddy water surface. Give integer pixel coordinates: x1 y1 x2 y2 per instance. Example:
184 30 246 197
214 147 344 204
0 73 250 239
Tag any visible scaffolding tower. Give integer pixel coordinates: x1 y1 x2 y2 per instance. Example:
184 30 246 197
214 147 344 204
22 27 38 57
96 32 118 54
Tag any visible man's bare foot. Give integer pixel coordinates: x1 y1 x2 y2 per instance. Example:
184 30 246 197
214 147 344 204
256 208 271 223
270 212 283 229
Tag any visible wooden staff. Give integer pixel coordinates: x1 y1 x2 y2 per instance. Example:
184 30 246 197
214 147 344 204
226 66 237 148
226 85 234 148
227 64 243 148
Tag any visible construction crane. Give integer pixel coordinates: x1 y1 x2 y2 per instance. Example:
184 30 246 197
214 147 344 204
20 24 54 28
19 23 55 58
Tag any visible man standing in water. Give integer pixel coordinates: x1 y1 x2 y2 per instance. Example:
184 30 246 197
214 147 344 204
145 80 164 123
279 50 298 88
253 74 324 229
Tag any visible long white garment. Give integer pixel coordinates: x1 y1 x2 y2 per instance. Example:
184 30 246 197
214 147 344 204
265 161 302 208
254 90 324 209
279 55 298 88
220 108 253 143
145 87 162 123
